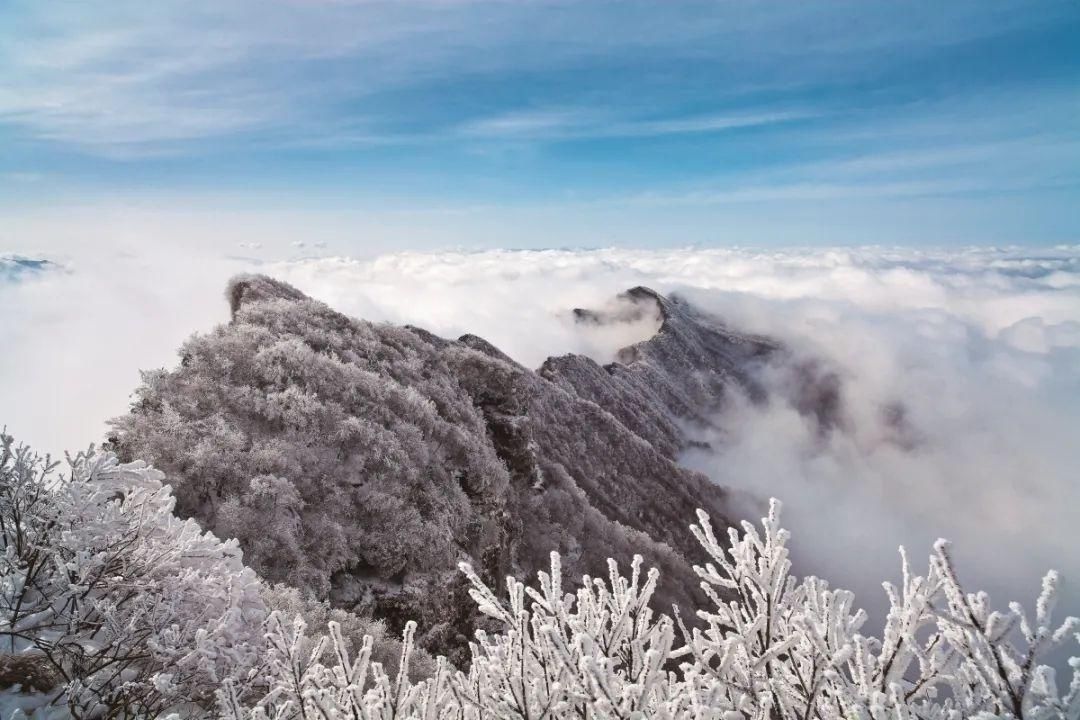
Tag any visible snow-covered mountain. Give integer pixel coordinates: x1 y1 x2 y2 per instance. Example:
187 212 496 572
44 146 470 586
106 275 819 659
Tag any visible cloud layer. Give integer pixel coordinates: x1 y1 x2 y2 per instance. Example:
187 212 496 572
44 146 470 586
0 245 247 460
268 246 1080 623
3 244 1078 627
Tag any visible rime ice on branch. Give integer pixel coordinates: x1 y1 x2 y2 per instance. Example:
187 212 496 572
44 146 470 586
0 433 267 718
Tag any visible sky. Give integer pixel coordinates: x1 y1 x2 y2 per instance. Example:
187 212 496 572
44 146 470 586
2 0 1080 250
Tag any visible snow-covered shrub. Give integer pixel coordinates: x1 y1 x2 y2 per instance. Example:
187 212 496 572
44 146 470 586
2 426 1077 719
0 433 267 718
222 501 1080 720
258 583 438 681
684 500 1080 718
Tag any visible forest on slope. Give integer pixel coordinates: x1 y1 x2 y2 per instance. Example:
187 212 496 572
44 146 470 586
103 275 790 660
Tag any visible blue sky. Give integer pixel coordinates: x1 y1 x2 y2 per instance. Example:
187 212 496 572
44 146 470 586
2 0 1079 249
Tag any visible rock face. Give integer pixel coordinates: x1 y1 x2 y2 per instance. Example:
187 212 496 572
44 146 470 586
106 275 778 661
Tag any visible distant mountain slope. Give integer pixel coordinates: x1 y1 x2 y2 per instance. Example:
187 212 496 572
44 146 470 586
0 254 56 282
106 275 783 660
541 286 777 456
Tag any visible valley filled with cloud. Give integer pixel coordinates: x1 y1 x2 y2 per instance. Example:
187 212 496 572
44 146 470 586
4 245 1078 631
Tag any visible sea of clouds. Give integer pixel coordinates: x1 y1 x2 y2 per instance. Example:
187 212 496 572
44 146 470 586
3 245 1079 627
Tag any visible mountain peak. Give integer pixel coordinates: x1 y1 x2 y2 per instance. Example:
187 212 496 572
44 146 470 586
227 273 309 319
622 285 672 317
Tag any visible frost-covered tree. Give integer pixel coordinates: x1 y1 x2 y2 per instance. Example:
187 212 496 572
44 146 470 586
258 583 437 682
220 501 1080 720
681 501 1079 718
0 433 268 717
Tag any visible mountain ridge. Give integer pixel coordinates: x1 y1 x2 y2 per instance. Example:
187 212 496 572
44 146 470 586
107 274 787 660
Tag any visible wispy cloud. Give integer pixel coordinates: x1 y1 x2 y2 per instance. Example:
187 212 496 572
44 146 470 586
0 1 461 153
2 0 1074 154
457 108 814 141
458 109 588 138
603 111 814 138
616 146 1080 207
